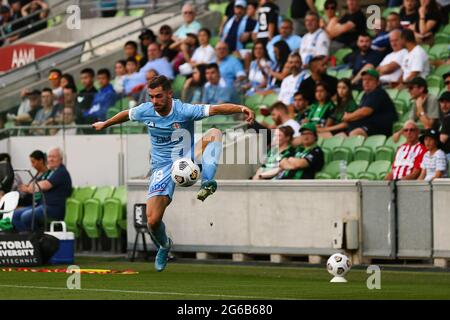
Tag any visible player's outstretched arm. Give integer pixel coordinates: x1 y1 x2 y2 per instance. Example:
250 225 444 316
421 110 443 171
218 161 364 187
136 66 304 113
209 104 255 124
92 110 130 131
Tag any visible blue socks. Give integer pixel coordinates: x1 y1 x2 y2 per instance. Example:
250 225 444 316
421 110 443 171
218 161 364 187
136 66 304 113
148 221 169 249
201 141 222 182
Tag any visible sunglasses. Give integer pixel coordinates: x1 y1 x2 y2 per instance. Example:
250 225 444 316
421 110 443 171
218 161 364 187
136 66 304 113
445 80 450 85
403 128 417 132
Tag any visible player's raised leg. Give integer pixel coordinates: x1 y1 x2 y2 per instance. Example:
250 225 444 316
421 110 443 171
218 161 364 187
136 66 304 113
195 128 223 201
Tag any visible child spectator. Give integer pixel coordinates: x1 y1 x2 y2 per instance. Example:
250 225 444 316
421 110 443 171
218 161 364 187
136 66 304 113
113 60 127 95
418 129 448 181
182 65 206 104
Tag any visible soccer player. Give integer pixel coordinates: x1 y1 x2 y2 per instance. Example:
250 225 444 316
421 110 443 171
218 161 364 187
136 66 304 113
92 75 254 272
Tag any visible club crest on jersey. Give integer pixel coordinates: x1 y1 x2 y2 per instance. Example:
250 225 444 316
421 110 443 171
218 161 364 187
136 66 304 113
172 122 181 129
148 122 155 127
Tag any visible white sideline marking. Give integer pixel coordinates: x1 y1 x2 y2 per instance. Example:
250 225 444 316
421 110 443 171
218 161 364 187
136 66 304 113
0 284 295 300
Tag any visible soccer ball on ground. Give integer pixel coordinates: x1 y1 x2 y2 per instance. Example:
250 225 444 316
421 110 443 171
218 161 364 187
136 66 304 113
327 253 352 282
171 158 200 187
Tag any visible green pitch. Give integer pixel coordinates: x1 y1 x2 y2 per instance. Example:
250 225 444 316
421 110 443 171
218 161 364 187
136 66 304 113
0 257 449 300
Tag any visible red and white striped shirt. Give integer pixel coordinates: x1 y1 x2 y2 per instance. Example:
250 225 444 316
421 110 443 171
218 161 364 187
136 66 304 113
391 143 427 180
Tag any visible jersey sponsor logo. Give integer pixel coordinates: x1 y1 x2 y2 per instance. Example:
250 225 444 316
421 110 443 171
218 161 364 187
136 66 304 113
172 122 181 129
155 135 172 144
150 182 167 193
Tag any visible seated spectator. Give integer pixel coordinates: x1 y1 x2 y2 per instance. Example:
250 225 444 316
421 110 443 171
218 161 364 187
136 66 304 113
221 0 255 54
292 91 310 123
7 0 25 43
326 0 366 51
278 123 324 179
83 68 116 122
190 28 215 67
140 43 174 80
263 102 300 136
172 33 199 75
290 0 317 36
266 18 301 64
51 107 77 136
278 53 308 106
344 69 398 137
320 0 339 30
298 55 337 104
386 12 402 33
13 147 72 232
61 73 76 90
418 129 448 181
400 28 430 83
136 69 159 105
0 153 23 199
304 81 335 127
113 60 126 95
300 11 330 67
252 126 295 179
376 30 408 87
438 92 450 161
214 41 246 87
407 77 440 129
239 1 258 49
370 18 391 56
444 72 450 92
123 41 141 65
243 39 272 95
201 63 239 104
414 0 441 44
348 33 383 86
399 0 419 28
317 78 357 138
174 3 202 40
47 68 64 104
138 29 157 68
18 150 49 207
158 25 177 62
31 88 63 135
182 65 206 104
252 0 280 46
10 89 42 126
75 68 97 124
62 85 77 110
123 57 143 95
267 40 291 88
20 0 49 37
385 120 426 180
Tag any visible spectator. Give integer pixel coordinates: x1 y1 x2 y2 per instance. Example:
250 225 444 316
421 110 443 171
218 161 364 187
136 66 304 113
290 0 317 36
344 69 398 137
47 68 63 104
158 25 177 62
123 40 141 65
438 91 450 161
138 29 157 68
9 89 42 126
267 40 291 88
444 72 450 92
407 77 440 129
61 73 76 91
386 12 402 32
83 68 116 122
252 126 295 179
123 57 145 96
326 0 366 51
0 153 23 199
13 147 72 232
174 3 202 40
292 91 310 123
317 78 357 138
414 0 442 44
278 122 324 179
20 0 49 37
376 30 408 87
348 33 384 86
75 68 97 124
182 65 206 104
136 69 159 105
31 88 62 135
298 55 338 104
219 0 238 36
62 85 77 110
418 128 448 181
239 1 258 49
172 33 199 75
221 0 255 54
18 150 49 207
400 28 430 83
264 102 301 136
304 81 335 127
371 18 391 56
299 11 330 66
385 120 426 180
244 39 272 95
399 0 419 27
52 107 77 136
113 59 126 95
266 18 301 64
214 41 246 87
190 28 215 67
278 53 308 106
139 43 174 80
7 0 25 43
0 4 17 45
252 0 280 45
202 63 239 104
320 0 338 30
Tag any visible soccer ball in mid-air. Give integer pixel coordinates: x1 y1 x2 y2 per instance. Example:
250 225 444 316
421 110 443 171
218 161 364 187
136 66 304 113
171 158 200 187
327 253 352 282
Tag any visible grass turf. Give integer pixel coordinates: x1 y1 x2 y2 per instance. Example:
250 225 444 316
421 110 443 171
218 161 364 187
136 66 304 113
0 257 450 300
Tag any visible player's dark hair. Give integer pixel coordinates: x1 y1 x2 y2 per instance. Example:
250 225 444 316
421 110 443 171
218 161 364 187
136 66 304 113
294 91 309 103
116 59 126 68
124 40 138 50
29 150 46 163
315 81 331 101
199 28 211 39
270 101 289 113
97 68 111 79
401 28 416 43
148 75 172 91
206 63 220 72
41 87 53 94
81 68 95 78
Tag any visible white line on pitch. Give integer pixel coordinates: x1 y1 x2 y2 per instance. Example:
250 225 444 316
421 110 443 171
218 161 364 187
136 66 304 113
0 284 296 300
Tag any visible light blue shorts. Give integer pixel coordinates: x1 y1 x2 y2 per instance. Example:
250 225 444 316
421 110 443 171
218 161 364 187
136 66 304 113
147 163 176 200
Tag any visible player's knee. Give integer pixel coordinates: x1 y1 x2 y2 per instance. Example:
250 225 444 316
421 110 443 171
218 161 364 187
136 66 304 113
205 128 222 142
146 211 161 229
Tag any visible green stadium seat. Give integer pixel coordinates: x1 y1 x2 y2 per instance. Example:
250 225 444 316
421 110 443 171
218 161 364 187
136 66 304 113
332 135 365 162
261 93 279 107
337 68 353 80
321 136 344 163
317 136 324 147
428 44 449 60
394 99 408 117
208 2 228 17
375 135 405 162
82 186 115 239
358 160 391 180
434 33 449 45
327 69 338 77
172 75 186 99
426 75 443 89
382 6 400 18
385 88 399 100
433 64 450 78
443 24 450 35
346 160 370 179
396 89 412 107
107 107 120 121
47 15 62 28
102 186 127 239
428 86 441 97
244 94 264 111
64 186 97 238
315 160 341 179
210 36 220 47
334 48 352 65
354 135 387 162
420 44 430 53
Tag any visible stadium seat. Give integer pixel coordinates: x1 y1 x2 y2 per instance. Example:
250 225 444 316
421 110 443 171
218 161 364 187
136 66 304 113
208 2 228 17
433 64 450 78
82 186 115 239
337 68 353 80
317 136 324 147
262 93 279 107
375 135 405 162
346 160 370 179
107 107 120 120
358 160 391 180
210 36 220 47
332 135 365 162
102 186 127 239
394 99 408 117
385 88 399 100
382 6 400 17
426 75 443 89
327 69 338 77
396 89 412 107
354 135 387 162
65 186 97 237
428 44 449 60
334 48 352 65
315 160 341 179
434 32 449 45
244 94 264 111
428 86 441 97
172 75 186 99
321 136 344 163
